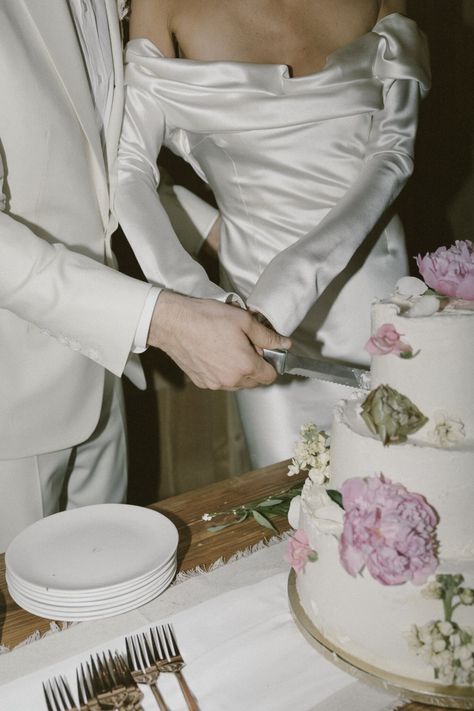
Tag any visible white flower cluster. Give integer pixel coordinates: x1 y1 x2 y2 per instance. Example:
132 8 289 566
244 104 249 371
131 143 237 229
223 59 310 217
406 621 474 685
428 411 466 447
392 276 440 318
288 423 330 484
421 579 444 600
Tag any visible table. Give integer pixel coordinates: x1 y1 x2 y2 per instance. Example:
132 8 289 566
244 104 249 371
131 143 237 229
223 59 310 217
0 461 447 710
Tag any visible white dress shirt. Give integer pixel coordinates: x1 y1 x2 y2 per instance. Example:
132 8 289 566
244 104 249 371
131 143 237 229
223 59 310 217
68 0 158 352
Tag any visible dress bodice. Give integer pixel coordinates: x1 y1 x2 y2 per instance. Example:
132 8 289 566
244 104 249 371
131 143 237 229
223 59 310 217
125 14 429 133
123 14 429 301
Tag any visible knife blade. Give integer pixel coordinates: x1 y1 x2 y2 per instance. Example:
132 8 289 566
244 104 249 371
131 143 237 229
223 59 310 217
262 349 370 390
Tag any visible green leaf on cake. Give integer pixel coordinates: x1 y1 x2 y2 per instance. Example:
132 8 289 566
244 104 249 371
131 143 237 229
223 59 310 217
360 384 428 446
327 489 344 509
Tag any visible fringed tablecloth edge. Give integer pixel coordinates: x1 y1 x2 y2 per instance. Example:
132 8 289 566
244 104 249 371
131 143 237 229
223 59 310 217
173 531 292 584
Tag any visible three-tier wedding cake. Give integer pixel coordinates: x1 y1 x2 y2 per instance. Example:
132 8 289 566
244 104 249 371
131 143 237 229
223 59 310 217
289 241 474 689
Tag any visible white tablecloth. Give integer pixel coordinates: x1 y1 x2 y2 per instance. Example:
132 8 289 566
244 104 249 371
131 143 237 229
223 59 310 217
0 540 401 710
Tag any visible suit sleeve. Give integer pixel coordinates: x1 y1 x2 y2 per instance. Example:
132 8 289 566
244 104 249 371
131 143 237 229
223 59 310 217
0 149 153 377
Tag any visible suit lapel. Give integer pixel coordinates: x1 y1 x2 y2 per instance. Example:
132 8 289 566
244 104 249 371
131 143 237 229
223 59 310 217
104 0 124 178
22 0 107 194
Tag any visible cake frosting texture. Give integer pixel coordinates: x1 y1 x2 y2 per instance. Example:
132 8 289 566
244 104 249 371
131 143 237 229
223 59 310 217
294 289 474 689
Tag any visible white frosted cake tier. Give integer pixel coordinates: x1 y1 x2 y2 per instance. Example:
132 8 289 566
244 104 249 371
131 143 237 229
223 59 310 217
370 301 474 437
294 287 474 691
297 480 474 684
331 397 474 559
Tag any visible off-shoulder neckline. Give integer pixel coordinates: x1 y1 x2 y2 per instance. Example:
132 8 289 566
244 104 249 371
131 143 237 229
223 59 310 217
126 12 410 81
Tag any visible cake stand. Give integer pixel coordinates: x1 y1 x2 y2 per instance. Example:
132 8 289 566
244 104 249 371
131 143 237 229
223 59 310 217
288 571 474 709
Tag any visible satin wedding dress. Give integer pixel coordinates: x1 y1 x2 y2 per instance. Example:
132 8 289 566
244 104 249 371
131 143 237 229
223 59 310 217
115 13 430 468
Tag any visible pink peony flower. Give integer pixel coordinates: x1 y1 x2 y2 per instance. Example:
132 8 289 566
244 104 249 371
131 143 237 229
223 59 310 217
364 323 412 356
415 240 474 300
339 475 438 586
285 529 317 574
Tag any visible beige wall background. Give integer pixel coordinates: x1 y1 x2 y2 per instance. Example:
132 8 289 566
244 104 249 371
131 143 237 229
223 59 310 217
117 0 474 505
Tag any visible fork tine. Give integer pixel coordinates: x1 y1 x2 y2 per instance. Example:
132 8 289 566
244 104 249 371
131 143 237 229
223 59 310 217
43 681 55 711
165 624 179 656
107 650 122 685
157 625 174 660
87 657 104 697
142 632 155 667
150 626 164 662
97 652 114 689
78 662 95 704
135 634 149 670
76 667 87 707
112 650 134 688
54 680 64 711
113 650 133 685
54 676 75 709
43 676 76 711
51 678 65 711
125 636 136 672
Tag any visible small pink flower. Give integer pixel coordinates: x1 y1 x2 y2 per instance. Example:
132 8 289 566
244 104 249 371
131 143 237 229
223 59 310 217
285 529 317 574
416 240 474 300
365 323 412 356
339 475 438 586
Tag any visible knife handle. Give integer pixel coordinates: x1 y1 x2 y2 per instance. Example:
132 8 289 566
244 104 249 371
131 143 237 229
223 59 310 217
262 348 287 375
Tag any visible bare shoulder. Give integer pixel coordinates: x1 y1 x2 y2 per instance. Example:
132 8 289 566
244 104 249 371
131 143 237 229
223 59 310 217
129 0 177 56
377 0 408 20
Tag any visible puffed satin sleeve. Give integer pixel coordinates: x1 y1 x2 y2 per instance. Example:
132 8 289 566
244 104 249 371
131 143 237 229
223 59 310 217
247 52 430 335
114 61 238 303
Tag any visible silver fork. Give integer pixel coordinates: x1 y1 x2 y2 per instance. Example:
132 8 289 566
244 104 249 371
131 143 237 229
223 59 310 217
43 675 85 711
76 653 143 710
152 625 200 711
110 651 145 711
125 634 170 711
76 661 100 711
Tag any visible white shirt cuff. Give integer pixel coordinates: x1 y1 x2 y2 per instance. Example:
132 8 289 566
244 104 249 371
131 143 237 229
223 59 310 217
132 286 161 353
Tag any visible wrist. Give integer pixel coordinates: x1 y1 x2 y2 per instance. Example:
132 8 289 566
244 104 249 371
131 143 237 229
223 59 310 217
148 289 193 350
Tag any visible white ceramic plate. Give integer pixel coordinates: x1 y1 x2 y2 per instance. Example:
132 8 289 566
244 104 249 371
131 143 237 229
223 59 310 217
6 504 178 592
6 551 177 602
6 557 176 609
8 566 176 621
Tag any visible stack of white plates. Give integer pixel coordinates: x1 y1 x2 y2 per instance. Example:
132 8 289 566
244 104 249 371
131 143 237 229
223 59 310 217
5 504 179 621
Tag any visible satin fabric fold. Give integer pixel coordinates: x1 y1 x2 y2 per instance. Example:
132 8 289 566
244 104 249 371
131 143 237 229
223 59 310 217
114 12 430 467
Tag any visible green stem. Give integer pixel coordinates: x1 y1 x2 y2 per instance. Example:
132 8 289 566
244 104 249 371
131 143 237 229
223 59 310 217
443 588 454 622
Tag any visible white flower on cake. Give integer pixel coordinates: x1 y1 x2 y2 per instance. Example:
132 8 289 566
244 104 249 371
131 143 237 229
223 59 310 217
405 295 440 318
287 424 330 484
421 579 444 600
428 411 466 447
391 276 440 318
460 589 474 605
406 620 474 684
302 480 344 536
407 574 474 685
396 276 429 297
287 495 301 529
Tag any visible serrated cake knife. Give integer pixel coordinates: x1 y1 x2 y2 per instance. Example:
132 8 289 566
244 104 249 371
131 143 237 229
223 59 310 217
262 348 370 389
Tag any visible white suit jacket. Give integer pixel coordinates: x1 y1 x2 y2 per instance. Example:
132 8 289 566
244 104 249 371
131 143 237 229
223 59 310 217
0 0 154 459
